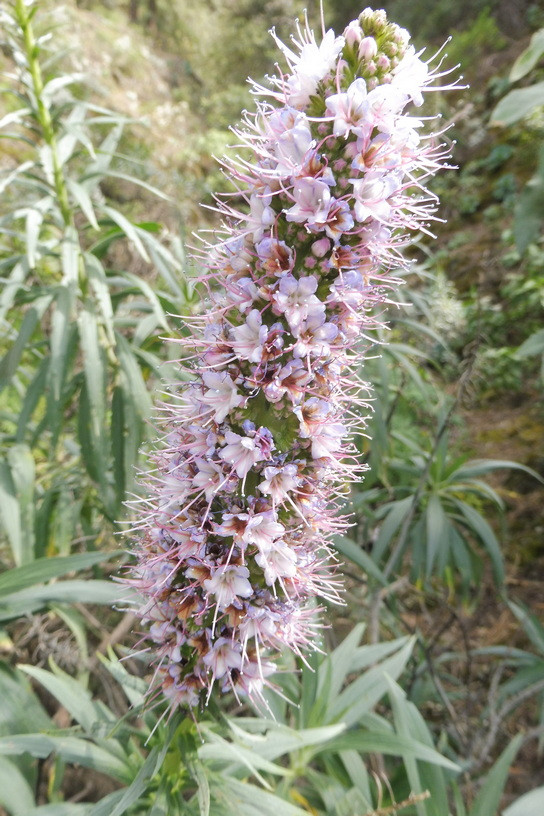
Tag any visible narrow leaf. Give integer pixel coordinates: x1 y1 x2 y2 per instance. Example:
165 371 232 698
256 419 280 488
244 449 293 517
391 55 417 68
470 734 523 816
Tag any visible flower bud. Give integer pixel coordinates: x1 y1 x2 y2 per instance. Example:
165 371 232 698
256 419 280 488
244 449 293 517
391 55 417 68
343 20 362 46
358 35 377 60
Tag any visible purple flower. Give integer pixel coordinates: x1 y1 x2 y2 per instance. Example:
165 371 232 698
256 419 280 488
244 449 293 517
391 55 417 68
218 430 271 479
127 7 459 711
285 178 332 228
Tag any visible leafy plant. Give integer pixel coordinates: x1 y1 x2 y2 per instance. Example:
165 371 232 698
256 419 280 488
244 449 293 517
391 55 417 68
490 28 544 252
0 625 461 815
0 0 193 567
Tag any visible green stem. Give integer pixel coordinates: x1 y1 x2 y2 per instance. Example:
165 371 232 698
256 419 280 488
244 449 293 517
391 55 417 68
15 0 73 228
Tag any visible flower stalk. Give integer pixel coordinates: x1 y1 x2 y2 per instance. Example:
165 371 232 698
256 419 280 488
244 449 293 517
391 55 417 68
128 7 460 710
14 0 73 229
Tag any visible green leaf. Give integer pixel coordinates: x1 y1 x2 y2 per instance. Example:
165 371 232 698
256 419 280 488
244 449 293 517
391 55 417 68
0 579 134 622
25 197 52 268
67 178 99 230
6 444 35 564
425 494 450 577
453 499 504 584
0 260 29 325
87 124 124 183
189 759 211 816
227 720 346 762
16 353 50 443
24 806 91 815
516 328 544 359
0 756 36 815
0 663 51 736
49 486 83 557
122 271 169 332
332 535 388 586
84 253 115 345
510 29 544 82
102 206 149 262
350 637 412 672
339 750 373 807
0 551 119 595
490 82 544 127
111 386 126 507
507 600 544 654
503 785 544 816
0 295 51 391
387 677 450 816
212 777 307 816
316 623 366 709
90 741 170 816
61 226 80 285
373 496 413 565
324 729 460 772
96 650 147 708
116 332 153 419
198 730 289 787
20 663 103 734
469 734 522 816
449 458 542 482
78 304 106 435
78 380 101 485
0 734 130 783
0 159 34 195
514 146 544 254
0 462 22 565
330 637 415 726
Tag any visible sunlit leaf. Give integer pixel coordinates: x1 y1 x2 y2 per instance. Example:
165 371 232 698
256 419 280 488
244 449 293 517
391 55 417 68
490 82 544 127
509 29 544 82
503 785 544 816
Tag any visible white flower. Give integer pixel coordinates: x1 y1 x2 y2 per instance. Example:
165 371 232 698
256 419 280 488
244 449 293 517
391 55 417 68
273 113 314 175
202 637 242 678
256 540 298 585
242 511 285 553
285 178 332 228
392 46 429 106
326 78 369 138
231 309 268 363
200 371 244 423
203 565 253 609
218 430 268 478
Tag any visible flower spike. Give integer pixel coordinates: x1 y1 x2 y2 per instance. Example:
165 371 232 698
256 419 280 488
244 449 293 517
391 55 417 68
127 7 460 710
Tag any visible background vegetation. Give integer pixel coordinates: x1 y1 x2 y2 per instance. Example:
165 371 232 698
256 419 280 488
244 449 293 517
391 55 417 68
0 0 543 814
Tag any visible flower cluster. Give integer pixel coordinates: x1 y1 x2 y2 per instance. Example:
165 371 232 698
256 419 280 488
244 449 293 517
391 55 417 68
128 8 458 710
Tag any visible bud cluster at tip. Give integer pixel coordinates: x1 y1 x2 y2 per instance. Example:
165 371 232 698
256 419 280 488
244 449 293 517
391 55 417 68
126 7 459 711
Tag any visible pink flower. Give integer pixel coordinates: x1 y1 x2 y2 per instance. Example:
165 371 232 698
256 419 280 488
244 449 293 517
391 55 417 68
231 309 268 363
202 637 242 679
272 27 345 107
326 78 370 139
273 112 314 175
272 273 320 333
218 429 271 478
203 565 253 609
200 371 244 422
259 464 301 504
285 178 332 228
192 458 225 502
128 7 458 711
255 541 298 586
242 510 285 552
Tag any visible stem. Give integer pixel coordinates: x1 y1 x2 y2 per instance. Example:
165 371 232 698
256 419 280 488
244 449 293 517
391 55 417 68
15 0 73 228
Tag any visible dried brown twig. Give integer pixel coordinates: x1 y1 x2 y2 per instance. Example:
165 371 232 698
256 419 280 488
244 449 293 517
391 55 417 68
365 790 431 815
